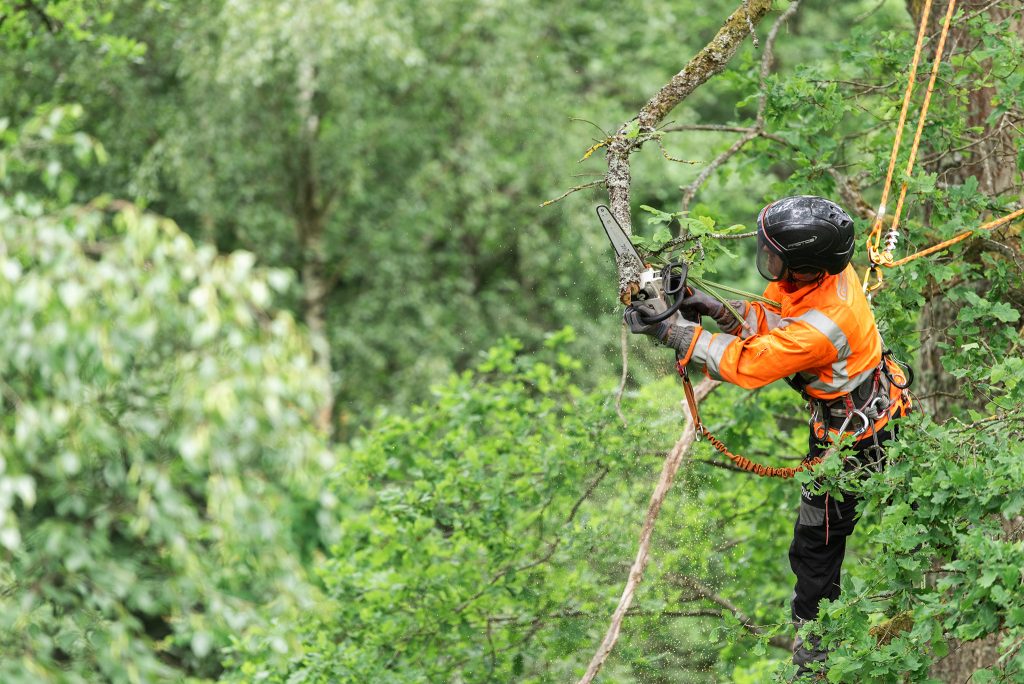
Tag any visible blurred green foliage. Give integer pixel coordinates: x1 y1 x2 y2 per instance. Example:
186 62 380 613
1 0 1023 682
0 185 336 680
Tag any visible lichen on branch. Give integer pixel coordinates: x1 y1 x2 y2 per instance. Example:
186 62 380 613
604 0 773 298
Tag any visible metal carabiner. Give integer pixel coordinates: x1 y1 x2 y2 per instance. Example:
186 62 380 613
865 395 890 421
862 264 886 297
835 409 871 439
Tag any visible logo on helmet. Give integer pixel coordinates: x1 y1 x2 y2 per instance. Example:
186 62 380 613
788 237 818 248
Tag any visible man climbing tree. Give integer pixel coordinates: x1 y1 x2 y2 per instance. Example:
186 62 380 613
625 195 913 677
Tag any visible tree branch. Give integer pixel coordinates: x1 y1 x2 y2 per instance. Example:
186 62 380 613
681 129 760 211
671 573 794 651
604 0 773 300
576 377 720 684
539 179 606 208
680 0 801 211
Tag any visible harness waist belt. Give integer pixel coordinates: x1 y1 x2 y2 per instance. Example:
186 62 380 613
812 359 896 434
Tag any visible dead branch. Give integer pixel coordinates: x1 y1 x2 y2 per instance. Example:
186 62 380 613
672 573 794 651
576 377 720 684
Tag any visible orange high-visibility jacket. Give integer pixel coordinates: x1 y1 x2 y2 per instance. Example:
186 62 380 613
680 265 907 437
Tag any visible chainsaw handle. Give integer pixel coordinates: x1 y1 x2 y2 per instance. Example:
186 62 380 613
635 260 698 324
635 293 687 324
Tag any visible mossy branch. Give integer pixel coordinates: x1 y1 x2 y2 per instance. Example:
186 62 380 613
603 0 773 269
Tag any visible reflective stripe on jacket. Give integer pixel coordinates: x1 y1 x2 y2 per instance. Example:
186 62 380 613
685 265 882 401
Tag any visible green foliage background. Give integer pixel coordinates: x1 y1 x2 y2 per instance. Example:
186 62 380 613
1 0 1022 682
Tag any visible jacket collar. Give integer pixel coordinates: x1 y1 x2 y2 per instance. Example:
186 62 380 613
777 272 838 310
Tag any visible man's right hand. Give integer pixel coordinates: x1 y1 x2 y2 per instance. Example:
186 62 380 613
624 300 700 358
623 300 674 340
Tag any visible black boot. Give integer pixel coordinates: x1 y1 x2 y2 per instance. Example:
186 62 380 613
792 619 828 680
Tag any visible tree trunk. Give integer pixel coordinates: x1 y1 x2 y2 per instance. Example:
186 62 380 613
904 2 1024 680
295 56 335 434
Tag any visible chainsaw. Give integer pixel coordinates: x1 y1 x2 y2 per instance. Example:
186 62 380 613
596 205 698 325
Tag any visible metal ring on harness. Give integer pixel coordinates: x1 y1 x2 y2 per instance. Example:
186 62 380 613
864 395 890 421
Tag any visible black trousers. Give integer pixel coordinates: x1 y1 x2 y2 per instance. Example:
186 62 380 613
789 426 893 621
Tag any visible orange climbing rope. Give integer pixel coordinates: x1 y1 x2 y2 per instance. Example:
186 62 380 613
887 206 1024 268
878 0 958 257
679 364 823 479
865 0 1024 293
865 0 957 291
865 0 933 266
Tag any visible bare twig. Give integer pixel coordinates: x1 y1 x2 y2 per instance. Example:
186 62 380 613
809 78 897 93
681 129 760 210
570 117 611 137
566 466 611 527
655 137 702 164
540 180 605 207
576 377 720 684
742 0 761 48
708 230 757 239
662 123 754 133
615 321 629 426
853 0 887 23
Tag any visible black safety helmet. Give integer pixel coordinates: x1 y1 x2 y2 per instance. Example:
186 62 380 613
755 195 855 282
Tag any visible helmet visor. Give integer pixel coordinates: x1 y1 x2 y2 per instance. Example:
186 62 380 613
756 231 786 281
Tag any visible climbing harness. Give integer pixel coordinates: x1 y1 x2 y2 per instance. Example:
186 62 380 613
864 0 1024 296
676 347 914 480
807 352 913 446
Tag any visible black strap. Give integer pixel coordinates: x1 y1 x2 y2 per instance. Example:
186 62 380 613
784 373 809 397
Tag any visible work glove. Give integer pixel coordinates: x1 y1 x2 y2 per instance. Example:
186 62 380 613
680 288 746 334
623 299 676 340
624 300 700 357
